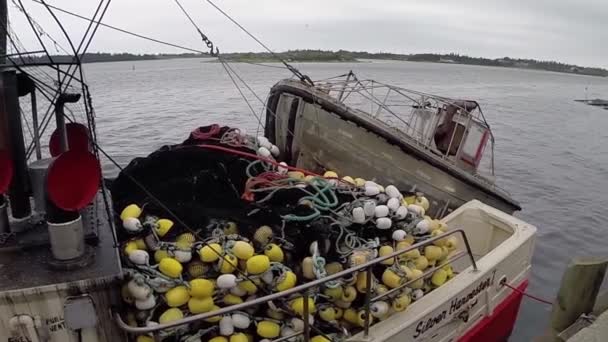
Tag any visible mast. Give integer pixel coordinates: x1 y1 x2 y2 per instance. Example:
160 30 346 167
0 0 32 218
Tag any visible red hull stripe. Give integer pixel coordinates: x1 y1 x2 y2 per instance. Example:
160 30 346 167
459 280 528 342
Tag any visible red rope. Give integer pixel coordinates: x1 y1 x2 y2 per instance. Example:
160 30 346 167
502 282 553 306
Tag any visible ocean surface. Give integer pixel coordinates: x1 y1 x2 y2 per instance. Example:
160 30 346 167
82 58 608 341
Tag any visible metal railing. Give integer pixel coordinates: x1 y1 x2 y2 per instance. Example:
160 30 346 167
315 73 497 180
114 229 478 341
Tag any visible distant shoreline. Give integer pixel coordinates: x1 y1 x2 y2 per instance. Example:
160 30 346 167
17 50 607 77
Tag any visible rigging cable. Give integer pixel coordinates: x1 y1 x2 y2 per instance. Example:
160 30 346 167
31 0 207 54
205 0 314 86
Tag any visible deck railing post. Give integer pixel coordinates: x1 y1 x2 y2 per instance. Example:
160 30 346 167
363 266 373 337
303 291 310 342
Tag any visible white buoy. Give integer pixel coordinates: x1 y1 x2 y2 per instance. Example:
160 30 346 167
232 313 251 329
370 301 390 318
257 147 272 158
364 186 380 196
277 162 288 175
392 229 407 241
412 289 424 301
363 200 376 217
374 205 389 218
385 185 402 199
387 198 400 211
128 250 149 265
376 217 392 229
128 279 151 300
135 294 156 310
123 217 142 232
352 207 365 223
270 145 280 157
217 274 237 289
219 316 235 336
395 206 408 220
173 249 192 263
415 220 431 235
230 285 247 297
257 136 272 149
261 270 274 284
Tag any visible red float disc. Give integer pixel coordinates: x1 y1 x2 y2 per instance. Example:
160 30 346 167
49 122 91 157
0 149 13 194
47 150 101 210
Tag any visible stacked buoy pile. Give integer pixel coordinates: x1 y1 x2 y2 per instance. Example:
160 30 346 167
118 129 460 342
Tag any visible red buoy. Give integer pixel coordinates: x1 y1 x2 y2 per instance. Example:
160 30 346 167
49 122 91 157
47 150 101 210
0 149 13 194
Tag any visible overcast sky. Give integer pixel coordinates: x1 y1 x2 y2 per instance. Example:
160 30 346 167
8 0 608 68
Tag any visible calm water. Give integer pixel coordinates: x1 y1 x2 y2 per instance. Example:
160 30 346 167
84 58 608 341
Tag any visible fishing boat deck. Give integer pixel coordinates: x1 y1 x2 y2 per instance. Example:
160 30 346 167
0 193 121 292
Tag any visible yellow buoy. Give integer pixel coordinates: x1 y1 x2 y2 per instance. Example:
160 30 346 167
325 262 343 275
341 286 357 302
382 268 402 289
290 297 316 316
335 307 344 319
133 239 147 250
375 284 389 296
304 175 316 182
407 269 425 289
403 195 416 205
224 294 244 305
424 245 443 261
165 286 190 307
431 229 447 246
136 336 154 342
188 296 214 313
237 280 258 295
392 293 411 312
229 333 248 342
155 219 174 237
267 308 285 320
256 320 281 338
323 170 338 178
414 256 429 271
302 257 315 279
311 336 331 342
189 278 214 298
335 300 352 309
176 233 196 245
209 337 228 342
343 308 359 325
124 241 139 255
232 241 255 260
246 255 270 275
354 177 366 187
275 271 297 292
356 310 373 327
219 254 238 274
287 171 305 180
264 243 284 262
158 308 183 324
120 204 142 221
415 196 430 211
323 286 343 301
431 269 448 287
445 236 459 251
429 219 440 231
443 264 455 279
379 245 394 265
223 221 239 235
199 243 223 262
187 261 208 278
154 249 170 263
342 176 355 185
253 226 273 246
355 272 372 293
318 306 337 322
204 306 223 323
159 258 182 278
